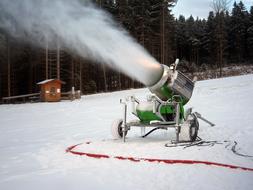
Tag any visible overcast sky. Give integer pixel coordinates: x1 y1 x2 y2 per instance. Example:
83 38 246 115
172 0 252 19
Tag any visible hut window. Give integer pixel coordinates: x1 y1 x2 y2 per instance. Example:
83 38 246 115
50 87 56 95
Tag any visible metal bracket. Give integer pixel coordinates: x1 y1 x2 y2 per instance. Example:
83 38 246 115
126 96 140 117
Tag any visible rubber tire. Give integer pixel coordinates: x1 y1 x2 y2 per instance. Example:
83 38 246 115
179 114 199 142
111 119 127 139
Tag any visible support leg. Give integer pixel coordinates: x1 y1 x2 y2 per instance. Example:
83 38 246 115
175 103 180 144
121 99 127 142
194 112 215 127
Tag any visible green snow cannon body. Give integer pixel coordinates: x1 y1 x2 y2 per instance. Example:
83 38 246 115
136 63 194 123
111 59 215 143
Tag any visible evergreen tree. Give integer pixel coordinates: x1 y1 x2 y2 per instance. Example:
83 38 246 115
175 15 187 59
230 1 249 62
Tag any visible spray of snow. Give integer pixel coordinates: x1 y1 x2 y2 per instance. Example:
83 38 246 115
0 0 163 86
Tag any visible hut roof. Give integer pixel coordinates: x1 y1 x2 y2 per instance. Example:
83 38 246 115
37 79 65 85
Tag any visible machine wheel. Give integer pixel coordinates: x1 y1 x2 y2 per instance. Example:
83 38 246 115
111 119 127 139
179 114 199 142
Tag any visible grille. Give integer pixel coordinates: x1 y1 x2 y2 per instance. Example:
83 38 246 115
172 71 194 101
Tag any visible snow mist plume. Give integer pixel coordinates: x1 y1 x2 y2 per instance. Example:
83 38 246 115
0 0 163 86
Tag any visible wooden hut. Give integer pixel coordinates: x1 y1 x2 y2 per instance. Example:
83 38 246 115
37 79 65 102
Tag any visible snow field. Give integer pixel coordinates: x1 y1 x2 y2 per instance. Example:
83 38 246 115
0 74 253 190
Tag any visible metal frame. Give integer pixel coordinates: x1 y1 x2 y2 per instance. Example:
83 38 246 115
120 96 183 143
119 95 215 143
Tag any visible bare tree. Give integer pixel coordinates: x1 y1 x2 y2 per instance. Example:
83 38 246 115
79 58 82 94
45 40 49 79
97 0 108 92
212 0 231 77
7 35 11 97
212 0 231 13
161 0 177 65
56 40 60 79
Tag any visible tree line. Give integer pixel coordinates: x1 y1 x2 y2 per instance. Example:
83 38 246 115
175 1 253 75
0 0 252 99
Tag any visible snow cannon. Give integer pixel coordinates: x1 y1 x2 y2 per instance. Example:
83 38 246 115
111 59 215 144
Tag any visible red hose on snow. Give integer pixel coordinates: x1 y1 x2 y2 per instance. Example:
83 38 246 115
66 143 253 172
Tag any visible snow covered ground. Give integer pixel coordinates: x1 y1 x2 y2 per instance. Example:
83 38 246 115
0 74 253 190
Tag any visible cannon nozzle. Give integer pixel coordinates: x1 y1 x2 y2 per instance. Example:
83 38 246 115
148 60 194 104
